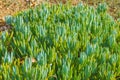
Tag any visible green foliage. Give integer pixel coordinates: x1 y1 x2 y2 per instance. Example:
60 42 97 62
0 3 120 80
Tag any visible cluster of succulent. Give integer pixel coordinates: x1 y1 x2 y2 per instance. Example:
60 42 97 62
0 3 120 80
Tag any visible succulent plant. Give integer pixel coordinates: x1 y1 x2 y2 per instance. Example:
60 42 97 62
0 2 120 80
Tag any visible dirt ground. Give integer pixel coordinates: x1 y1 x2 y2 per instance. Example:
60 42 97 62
0 0 32 20
0 0 120 21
